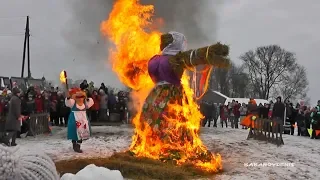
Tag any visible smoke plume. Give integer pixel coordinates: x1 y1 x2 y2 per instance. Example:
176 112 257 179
62 0 223 61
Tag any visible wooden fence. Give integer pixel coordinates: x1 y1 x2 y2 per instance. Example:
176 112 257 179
0 113 50 136
247 118 284 146
26 113 50 136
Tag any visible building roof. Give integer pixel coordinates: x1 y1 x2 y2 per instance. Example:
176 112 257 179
201 90 269 105
224 98 269 105
212 91 229 99
201 90 228 104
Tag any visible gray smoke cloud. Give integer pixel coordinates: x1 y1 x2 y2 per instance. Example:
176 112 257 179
62 0 223 61
62 0 112 62
143 0 224 48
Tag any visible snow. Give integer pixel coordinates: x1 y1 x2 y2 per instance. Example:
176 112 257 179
60 164 123 180
16 126 132 161
14 124 320 180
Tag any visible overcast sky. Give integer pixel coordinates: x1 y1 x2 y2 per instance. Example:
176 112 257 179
0 0 319 104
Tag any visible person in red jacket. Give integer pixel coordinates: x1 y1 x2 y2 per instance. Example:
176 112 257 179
35 93 44 113
90 90 100 122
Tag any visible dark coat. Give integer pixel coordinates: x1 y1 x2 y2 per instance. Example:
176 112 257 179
200 103 213 119
259 107 269 119
272 102 285 120
5 95 21 131
295 111 305 127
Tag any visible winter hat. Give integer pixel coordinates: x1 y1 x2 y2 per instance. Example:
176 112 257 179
0 144 60 180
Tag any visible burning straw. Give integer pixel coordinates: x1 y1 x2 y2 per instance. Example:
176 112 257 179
100 0 227 173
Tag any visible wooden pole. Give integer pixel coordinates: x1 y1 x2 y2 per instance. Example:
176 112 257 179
21 16 29 78
26 16 31 78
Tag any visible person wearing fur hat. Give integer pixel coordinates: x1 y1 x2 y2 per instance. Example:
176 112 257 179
65 88 94 153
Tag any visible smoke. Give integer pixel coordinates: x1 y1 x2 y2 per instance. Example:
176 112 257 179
142 0 224 48
61 0 112 62
62 0 223 61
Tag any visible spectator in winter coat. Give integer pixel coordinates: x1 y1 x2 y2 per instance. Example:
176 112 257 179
295 109 305 136
220 105 228 128
310 106 320 139
90 90 100 122
50 99 58 126
99 83 108 95
108 90 117 113
259 104 269 119
35 93 44 113
304 107 311 135
50 89 58 102
20 96 28 116
317 100 320 111
239 103 247 129
80 80 89 91
272 96 285 122
43 92 51 113
228 101 234 123
5 87 22 146
26 95 35 115
88 81 95 93
286 103 297 135
57 92 67 126
268 101 274 118
212 103 218 127
232 102 240 129
200 101 212 127
99 89 108 121
0 96 5 117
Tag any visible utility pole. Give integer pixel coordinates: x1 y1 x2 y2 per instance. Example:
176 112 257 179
21 16 31 78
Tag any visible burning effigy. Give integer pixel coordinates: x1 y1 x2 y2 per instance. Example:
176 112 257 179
100 0 230 173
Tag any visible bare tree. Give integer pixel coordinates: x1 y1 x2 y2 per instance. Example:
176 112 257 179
240 45 296 99
272 65 308 102
210 62 250 98
228 63 250 98
211 68 230 96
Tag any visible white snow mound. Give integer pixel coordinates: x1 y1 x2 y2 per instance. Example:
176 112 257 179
60 164 124 180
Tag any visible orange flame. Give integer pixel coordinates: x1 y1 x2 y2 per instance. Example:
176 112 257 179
59 70 66 84
101 0 221 172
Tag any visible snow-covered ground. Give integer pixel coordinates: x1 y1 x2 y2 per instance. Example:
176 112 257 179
17 126 132 161
15 124 319 180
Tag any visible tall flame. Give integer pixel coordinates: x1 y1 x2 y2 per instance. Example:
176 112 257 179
101 0 221 172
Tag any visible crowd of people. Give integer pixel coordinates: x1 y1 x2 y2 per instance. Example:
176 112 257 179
1 79 319 146
0 80 128 141
200 96 320 139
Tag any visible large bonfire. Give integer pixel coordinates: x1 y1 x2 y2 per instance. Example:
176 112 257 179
100 0 222 172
